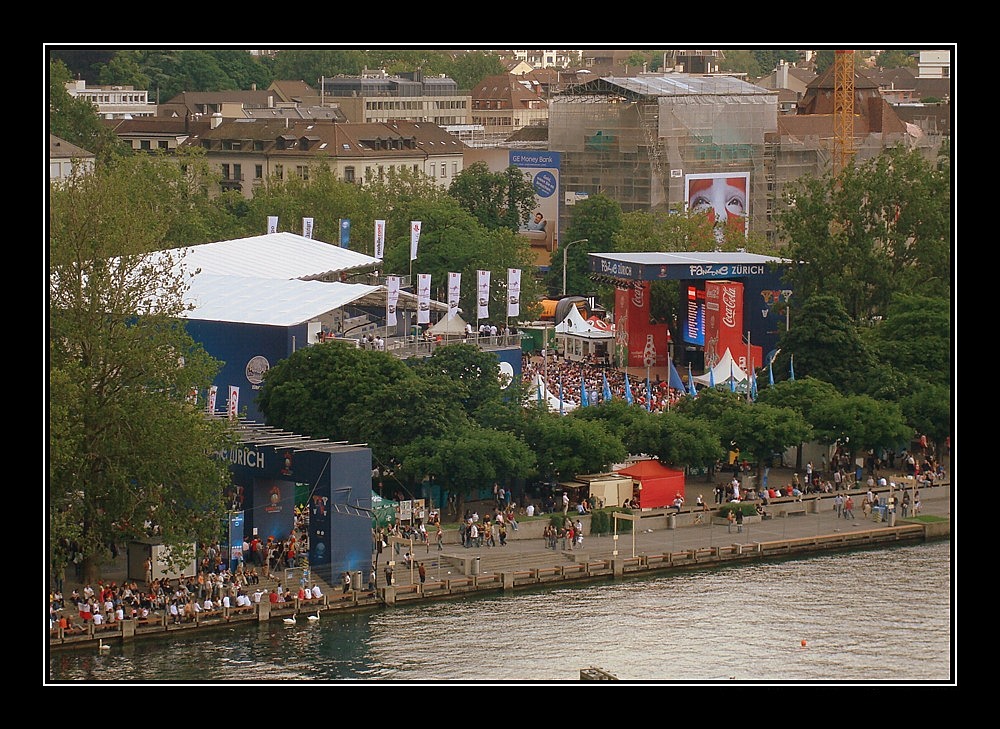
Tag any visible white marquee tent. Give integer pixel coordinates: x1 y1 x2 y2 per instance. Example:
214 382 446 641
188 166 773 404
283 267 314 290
692 348 749 387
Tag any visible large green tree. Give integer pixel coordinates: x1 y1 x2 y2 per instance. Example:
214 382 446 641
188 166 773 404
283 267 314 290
49 156 236 585
448 162 539 233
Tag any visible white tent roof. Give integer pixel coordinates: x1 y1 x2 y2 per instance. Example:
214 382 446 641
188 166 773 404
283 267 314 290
428 313 468 335
554 304 614 339
156 232 381 280
693 348 748 386
180 273 445 326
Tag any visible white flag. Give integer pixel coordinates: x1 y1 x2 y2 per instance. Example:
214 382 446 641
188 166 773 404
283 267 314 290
227 385 240 421
410 221 422 261
374 219 386 260
386 275 400 327
417 273 431 325
448 272 461 320
267 216 278 234
207 385 218 414
477 270 490 319
507 268 521 318
302 217 314 239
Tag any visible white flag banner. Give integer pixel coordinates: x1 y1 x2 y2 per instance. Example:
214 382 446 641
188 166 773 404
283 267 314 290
302 217 314 239
417 273 431 325
447 272 461 320
207 385 218 414
507 268 521 319
477 270 490 319
386 275 400 327
227 385 240 421
267 216 278 234
374 219 386 260
410 221 422 261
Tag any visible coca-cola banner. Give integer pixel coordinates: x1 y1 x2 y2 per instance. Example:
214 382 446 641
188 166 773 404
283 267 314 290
704 280 761 372
614 281 670 369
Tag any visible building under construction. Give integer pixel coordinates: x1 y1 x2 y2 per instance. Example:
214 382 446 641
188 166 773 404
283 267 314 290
548 67 942 245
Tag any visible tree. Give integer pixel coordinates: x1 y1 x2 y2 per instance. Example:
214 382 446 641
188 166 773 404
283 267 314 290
810 394 911 467
862 293 951 390
518 410 627 486
448 162 538 232
899 384 951 463
550 194 624 300
49 156 236 585
776 294 874 395
778 146 951 322
49 58 126 164
443 51 506 90
716 402 812 483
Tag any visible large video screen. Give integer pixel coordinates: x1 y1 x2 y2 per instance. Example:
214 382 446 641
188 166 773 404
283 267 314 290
682 283 705 346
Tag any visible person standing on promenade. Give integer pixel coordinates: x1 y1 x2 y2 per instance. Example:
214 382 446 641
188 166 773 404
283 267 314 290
562 491 570 515
844 495 855 520
735 509 744 533
833 493 844 519
418 562 426 584
342 571 351 594
436 525 444 551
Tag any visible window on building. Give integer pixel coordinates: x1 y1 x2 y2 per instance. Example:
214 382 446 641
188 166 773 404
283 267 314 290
429 163 436 178
233 164 242 181
158 140 169 150
255 164 263 179
295 165 310 180
452 162 458 177
274 164 283 179
139 140 151 150
344 166 356 183
221 164 230 180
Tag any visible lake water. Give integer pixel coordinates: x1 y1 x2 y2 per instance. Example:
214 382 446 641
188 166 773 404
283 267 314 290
47 540 953 684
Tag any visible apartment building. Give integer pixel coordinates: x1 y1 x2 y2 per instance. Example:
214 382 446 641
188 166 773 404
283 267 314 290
49 134 95 181
65 80 155 119
318 70 470 126
470 74 548 142
181 117 467 199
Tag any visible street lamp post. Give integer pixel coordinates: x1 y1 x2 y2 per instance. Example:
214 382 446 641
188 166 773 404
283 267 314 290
561 239 590 296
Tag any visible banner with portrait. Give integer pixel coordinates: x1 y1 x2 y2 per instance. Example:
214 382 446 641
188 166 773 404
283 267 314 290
448 272 461 320
477 270 490 319
417 273 431 324
506 268 521 319
386 275 400 326
684 172 750 244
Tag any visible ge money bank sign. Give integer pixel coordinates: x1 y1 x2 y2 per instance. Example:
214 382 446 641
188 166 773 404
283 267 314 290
510 151 560 244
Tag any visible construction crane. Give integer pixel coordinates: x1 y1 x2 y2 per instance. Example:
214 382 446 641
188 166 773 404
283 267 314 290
833 49 856 178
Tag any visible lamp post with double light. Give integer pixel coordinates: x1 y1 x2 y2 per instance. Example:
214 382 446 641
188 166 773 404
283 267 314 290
561 239 589 296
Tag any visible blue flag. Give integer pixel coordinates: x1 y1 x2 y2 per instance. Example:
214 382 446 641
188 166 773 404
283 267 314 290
750 369 758 401
709 365 715 389
624 373 634 405
558 375 564 415
580 377 589 407
730 361 736 392
339 218 351 247
687 363 697 397
769 359 775 387
790 355 796 382
602 372 612 403
646 373 651 411
537 379 543 405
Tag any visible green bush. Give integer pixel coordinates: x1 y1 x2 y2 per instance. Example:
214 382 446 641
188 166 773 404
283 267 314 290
718 503 757 518
590 510 609 534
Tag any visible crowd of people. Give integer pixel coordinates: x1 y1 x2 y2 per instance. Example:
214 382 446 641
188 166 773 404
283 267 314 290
522 352 686 413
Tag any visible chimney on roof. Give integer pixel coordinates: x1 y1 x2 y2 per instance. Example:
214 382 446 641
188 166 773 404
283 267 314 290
211 112 223 129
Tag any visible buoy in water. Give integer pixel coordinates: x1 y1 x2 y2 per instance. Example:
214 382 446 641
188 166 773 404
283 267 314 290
800 639 807 647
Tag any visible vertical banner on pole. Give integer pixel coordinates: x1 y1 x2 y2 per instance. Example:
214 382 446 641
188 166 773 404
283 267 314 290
207 385 218 414
302 217 314 239
448 272 461 320
267 216 278 234
227 385 239 420
339 219 351 248
410 221 422 261
506 268 521 318
417 274 431 325
374 219 386 260
229 511 244 572
386 276 400 327
477 270 490 320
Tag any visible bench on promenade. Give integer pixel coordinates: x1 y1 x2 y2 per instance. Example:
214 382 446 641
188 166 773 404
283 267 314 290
778 507 807 517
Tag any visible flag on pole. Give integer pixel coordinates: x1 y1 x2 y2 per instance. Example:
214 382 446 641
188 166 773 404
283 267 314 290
207 385 218 414
374 219 386 260
646 372 651 411
769 358 775 387
267 216 278 234
730 361 736 392
386 276 400 326
688 363 697 397
559 374 564 415
506 268 521 318
790 355 796 382
624 373 634 405
602 372 612 403
537 378 543 405
227 385 239 421
476 270 490 319
416 273 431 325
750 368 758 401
580 376 589 407
302 217 314 239
410 221 421 261
339 218 351 247
709 366 715 389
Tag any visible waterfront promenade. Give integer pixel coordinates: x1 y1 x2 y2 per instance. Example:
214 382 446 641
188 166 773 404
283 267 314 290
48 464 952 650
